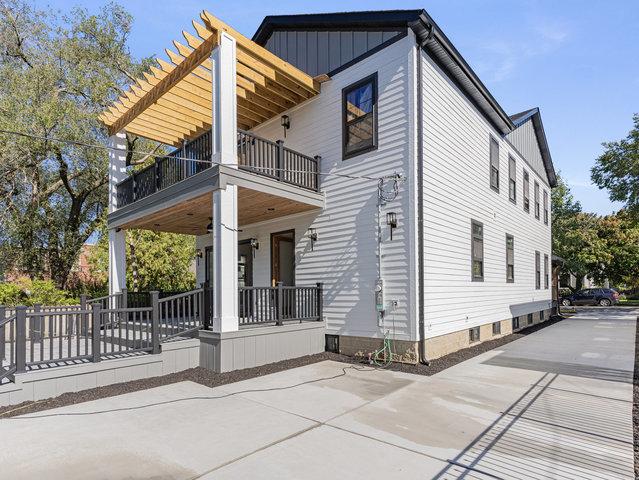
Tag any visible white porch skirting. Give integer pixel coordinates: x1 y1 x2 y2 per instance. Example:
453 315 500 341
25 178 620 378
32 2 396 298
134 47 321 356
199 321 326 373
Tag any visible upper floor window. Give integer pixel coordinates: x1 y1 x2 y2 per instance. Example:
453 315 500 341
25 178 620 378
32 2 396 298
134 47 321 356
342 73 378 159
508 155 516 203
506 234 514 283
489 137 499 192
471 220 484 281
535 251 541 290
523 170 530 213
544 254 549 289
534 181 540 219
543 190 549 225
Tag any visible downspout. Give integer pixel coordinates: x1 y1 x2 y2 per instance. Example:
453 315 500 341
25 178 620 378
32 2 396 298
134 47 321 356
416 25 434 365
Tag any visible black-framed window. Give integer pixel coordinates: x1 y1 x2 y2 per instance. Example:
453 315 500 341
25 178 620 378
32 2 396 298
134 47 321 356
534 181 540 219
535 251 541 289
528 313 533 325
342 73 378 159
541 310 545 321
471 220 484 281
469 326 480 343
544 254 549 289
523 170 530 213
489 136 499 192
508 155 516 203
512 317 520 330
492 321 501 335
543 190 549 225
506 234 514 283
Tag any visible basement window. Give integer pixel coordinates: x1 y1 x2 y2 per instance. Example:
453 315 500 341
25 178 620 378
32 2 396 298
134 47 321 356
540 310 545 321
492 321 501 335
342 73 378 159
469 326 480 343
325 334 339 353
528 313 534 325
512 317 520 330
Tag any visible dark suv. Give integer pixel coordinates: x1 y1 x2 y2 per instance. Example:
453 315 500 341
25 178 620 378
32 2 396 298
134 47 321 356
560 288 619 307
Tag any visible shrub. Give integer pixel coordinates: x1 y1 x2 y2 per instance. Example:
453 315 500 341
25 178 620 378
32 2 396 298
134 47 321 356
0 278 77 307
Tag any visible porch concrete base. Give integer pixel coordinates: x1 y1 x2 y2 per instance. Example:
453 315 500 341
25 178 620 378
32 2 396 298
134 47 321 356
0 338 200 408
199 321 326 373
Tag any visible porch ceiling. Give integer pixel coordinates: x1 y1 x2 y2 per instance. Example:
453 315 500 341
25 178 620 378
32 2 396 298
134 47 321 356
99 11 320 147
118 188 319 235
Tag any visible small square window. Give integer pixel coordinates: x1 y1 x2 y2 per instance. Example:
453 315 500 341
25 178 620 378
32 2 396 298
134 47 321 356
512 317 520 330
492 321 501 335
325 334 339 353
469 326 480 343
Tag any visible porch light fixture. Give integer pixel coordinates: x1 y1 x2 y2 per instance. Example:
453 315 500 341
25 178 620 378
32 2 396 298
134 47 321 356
249 238 259 250
196 249 203 258
308 228 318 251
386 212 397 241
206 217 213 234
280 114 290 138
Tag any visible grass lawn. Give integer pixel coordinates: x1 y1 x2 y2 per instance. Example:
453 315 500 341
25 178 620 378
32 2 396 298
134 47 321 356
619 299 639 307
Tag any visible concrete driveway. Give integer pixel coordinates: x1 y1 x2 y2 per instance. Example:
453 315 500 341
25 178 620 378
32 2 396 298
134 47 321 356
0 307 635 479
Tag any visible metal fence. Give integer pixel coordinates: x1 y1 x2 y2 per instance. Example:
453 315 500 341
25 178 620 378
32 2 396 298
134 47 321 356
116 129 320 209
238 283 323 326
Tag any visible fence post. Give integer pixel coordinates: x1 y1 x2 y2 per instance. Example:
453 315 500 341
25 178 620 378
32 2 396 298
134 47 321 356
32 303 42 341
314 155 321 192
0 305 5 362
276 140 284 181
91 303 101 363
15 306 26 373
316 283 324 322
80 294 88 336
276 282 284 326
155 157 162 191
150 291 160 354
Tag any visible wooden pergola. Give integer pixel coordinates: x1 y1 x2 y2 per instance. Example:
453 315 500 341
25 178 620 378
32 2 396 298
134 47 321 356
100 11 321 147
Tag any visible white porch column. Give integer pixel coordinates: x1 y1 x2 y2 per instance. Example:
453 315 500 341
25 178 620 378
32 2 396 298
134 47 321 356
107 132 127 296
211 32 239 332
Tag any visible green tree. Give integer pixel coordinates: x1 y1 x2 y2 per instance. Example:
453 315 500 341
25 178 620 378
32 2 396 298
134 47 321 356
89 228 196 293
591 114 639 220
0 1 156 288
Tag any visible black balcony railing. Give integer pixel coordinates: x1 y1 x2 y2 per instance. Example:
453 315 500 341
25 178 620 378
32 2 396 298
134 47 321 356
116 130 320 209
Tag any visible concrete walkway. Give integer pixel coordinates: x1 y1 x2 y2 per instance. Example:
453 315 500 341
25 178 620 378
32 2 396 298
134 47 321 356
0 307 635 479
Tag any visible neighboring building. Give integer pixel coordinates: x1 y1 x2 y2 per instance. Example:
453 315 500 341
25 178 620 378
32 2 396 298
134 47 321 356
101 9 556 368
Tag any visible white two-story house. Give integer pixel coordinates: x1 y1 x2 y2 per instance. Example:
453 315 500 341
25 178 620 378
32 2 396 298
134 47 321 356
101 9 556 371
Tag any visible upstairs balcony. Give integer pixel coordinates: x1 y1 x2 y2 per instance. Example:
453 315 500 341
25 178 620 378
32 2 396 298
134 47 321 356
115 129 320 210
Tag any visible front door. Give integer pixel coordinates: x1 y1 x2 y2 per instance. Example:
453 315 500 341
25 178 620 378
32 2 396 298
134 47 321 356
271 230 295 286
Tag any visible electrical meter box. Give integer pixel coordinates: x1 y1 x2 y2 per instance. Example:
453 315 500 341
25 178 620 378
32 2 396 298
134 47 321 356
375 278 384 313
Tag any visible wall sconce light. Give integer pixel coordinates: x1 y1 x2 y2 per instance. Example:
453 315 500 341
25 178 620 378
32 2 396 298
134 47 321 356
206 217 213 234
280 114 290 138
250 238 259 258
386 212 397 240
196 249 203 259
308 228 318 251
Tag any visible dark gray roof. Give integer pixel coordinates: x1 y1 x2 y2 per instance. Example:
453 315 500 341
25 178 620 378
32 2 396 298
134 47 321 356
253 9 515 134
509 107 557 187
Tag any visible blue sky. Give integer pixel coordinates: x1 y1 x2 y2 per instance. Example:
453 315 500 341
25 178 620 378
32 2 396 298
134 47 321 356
46 0 639 215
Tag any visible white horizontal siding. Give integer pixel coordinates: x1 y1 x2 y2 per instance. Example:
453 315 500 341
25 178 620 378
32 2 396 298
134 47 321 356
200 35 417 341
421 50 552 338
506 118 549 186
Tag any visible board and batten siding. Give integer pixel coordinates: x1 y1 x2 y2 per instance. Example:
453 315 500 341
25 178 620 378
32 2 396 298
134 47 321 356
198 35 417 341
264 30 404 76
506 118 548 185
420 50 552 339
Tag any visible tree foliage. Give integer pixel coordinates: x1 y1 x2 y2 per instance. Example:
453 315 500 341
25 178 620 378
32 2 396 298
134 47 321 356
88 228 196 294
0 278 77 306
591 114 639 219
0 1 156 288
552 174 639 289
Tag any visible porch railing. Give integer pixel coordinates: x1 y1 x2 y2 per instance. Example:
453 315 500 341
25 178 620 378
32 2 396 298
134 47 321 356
116 129 320 209
238 283 323 326
0 311 16 383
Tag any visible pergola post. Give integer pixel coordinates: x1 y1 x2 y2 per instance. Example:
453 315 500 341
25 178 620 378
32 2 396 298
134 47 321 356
210 31 239 333
108 132 127 300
